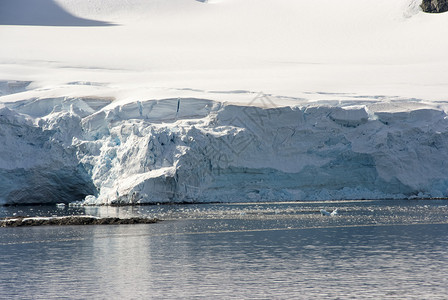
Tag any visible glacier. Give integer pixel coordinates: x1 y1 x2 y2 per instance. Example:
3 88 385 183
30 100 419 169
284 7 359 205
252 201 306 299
1 0 448 205
1 90 448 205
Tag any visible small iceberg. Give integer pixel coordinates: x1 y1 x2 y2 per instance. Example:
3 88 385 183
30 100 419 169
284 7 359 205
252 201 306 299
320 209 338 216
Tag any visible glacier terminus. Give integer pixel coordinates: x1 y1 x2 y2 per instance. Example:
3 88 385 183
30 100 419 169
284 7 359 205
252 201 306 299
1 0 448 205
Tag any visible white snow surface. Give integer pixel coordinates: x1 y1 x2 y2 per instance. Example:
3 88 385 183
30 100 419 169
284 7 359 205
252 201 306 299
1 0 448 204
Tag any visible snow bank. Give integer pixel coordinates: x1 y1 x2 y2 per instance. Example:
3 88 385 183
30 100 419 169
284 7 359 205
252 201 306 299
1 0 448 101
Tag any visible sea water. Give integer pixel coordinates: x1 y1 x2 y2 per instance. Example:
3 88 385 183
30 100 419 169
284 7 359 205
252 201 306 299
1 200 448 299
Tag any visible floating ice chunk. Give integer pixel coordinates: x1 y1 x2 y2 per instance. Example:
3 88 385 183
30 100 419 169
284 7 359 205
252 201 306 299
320 209 338 216
320 209 331 216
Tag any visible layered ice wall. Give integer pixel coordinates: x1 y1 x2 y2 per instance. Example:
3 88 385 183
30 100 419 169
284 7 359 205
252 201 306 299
0 103 94 204
1 92 448 205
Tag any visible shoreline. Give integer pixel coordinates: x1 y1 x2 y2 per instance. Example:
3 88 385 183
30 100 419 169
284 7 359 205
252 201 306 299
0 215 159 227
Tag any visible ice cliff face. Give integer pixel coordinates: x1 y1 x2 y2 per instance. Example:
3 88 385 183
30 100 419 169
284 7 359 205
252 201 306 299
1 91 448 205
0 105 94 204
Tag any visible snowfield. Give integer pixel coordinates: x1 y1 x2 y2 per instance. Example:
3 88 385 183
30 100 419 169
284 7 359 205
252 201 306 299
1 0 448 205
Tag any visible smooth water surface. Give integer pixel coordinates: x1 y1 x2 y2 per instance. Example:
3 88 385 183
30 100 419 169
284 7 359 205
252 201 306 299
1 200 448 299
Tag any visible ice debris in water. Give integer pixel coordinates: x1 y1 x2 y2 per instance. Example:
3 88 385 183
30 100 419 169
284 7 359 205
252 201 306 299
320 209 339 216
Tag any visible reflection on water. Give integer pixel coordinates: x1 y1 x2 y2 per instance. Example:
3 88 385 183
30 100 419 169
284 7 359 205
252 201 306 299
1 200 448 299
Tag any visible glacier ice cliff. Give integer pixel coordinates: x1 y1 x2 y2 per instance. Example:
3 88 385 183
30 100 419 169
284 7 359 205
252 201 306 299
1 94 448 205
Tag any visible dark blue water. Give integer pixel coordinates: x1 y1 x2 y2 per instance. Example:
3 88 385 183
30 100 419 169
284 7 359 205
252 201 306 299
1 200 448 299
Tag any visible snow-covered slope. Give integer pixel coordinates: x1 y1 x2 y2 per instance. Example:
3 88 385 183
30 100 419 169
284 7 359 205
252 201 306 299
1 0 448 204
